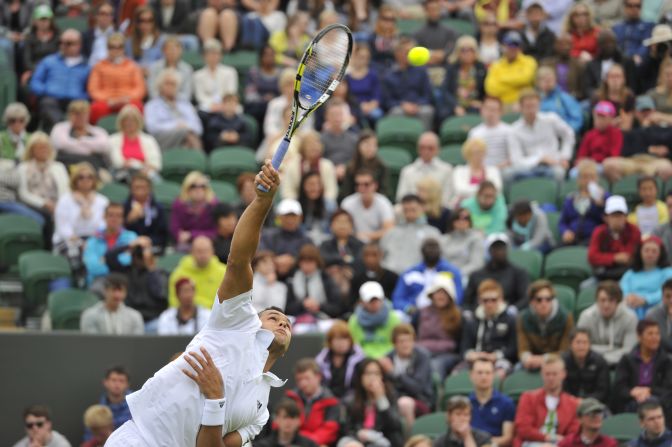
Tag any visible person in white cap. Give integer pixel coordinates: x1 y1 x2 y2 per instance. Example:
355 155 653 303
637 24 672 93
588 195 642 281
260 198 313 279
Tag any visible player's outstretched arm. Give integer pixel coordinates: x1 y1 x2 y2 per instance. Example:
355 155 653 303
217 161 279 302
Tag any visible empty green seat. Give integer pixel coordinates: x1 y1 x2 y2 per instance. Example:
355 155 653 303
502 370 543 401
161 149 208 183
19 251 72 317
411 412 446 438
99 182 129 204
156 252 185 273
507 177 558 207
554 284 576 314
376 116 424 153
0 214 43 272
222 50 258 75
48 288 99 330
242 114 260 146
509 249 543 281
439 115 482 145
153 181 182 211
211 180 239 204
397 18 424 35
439 144 466 165
575 285 598 320
501 112 520 124
54 16 88 32
442 18 476 36
98 114 119 133
209 147 258 183
182 50 205 70
379 147 413 200
543 246 591 292
601 413 641 442
546 211 561 247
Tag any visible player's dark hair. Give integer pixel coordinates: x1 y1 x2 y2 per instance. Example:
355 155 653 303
257 306 286 318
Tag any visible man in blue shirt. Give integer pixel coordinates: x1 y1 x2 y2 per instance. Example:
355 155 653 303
469 358 515 447
613 0 654 64
83 366 133 442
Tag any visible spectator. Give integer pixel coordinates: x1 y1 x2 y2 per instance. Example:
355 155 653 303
312 68 363 134
193 0 237 53
476 13 501 66
284 358 341 447
508 89 575 182
145 68 203 151
349 281 402 359
244 44 280 125
0 166 42 226
575 101 623 169
518 280 575 370
628 177 669 235
540 33 584 99
416 177 451 234
88 33 145 126
506 200 555 253
464 233 530 310
193 38 238 115
341 169 395 243
558 399 617 447
147 36 192 103
0 103 31 163
416 275 463 379
109 104 162 183
96 366 132 432
434 396 492 447
413 0 458 65
167 236 226 308
12 405 71 447
346 45 384 127
594 63 636 131
0 1 33 73
613 0 654 63
269 12 311 67
81 405 114 447
123 172 168 249
577 280 639 365
320 100 359 182
460 181 507 236
452 139 503 207
30 28 90 132
125 6 165 70
171 171 218 251
20 5 59 90
440 36 487 120
520 1 556 61
587 33 640 110
251 250 288 313
260 199 313 278
621 236 672 318
647 59 672 118
319 209 364 274
468 359 515 445
255 399 318 447
282 131 338 202
382 36 435 130
80 273 144 334
367 5 399 71
564 2 600 62
629 399 672 447
513 354 580 447
646 278 672 353
212 203 237 263
613 319 672 419
397 132 453 208
537 66 584 133
314 320 365 399
83 2 117 67
392 238 464 312
440 209 485 279
561 329 611 404
349 243 399 309
484 31 537 106
583 0 623 28
203 94 254 152
560 160 608 246
407 435 433 447
157 277 210 335
461 280 518 375
468 96 514 170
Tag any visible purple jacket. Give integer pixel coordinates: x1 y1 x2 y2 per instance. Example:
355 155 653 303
315 345 365 396
417 304 459 355
169 199 218 241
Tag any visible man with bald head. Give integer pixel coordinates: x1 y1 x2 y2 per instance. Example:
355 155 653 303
168 236 226 308
30 28 91 132
396 131 453 207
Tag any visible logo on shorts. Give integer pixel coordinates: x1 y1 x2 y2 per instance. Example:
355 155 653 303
257 400 262 411
219 401 225 408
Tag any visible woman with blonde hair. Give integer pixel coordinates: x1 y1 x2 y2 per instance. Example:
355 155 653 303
367 5 398 69
170 171 218 251
125 6 165 70
452 138 502 206
442 36 487 118
280 130 337 201
314 319 366 399
109 104 162 182
563 2 600 63
0 102 31 162
416 177 451 233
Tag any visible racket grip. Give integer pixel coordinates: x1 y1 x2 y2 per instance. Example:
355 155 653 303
257 138 291 192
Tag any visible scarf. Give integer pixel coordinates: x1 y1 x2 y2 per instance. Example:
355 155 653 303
25 160 58 203
291 270 327 305
73 191 95 220
355 301 390 341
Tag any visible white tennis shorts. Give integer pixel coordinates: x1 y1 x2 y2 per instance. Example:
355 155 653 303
104 420 150 447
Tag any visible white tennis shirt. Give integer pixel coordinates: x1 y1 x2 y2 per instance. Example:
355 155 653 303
126 290 286 446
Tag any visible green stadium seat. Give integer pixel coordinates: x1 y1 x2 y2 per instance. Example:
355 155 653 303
153 181 182 211
161 149 208 183
664 177 672 197
376 116 424 153
543 246 591 292
97 114 119 133
397 19 424 35
554 284 576 314
575 284 597 320
411 412 446 438
509 249 543 281
611 174 662 209
507 177 558 208
222 50 258 76
378 147 413 200
0 66 17 125
502 370 543 401
99 182 129 204
54 16 88 32
546 211 561 246
439 114 481 145
242 114 260 146
442 18 476 36
211 180 239 204
19 251 72 317
439 144 466 165
441 371 501 410
0 214 43 273
601 413 641 442
501 112 520 124
209 147 258 183
183 50 205 70
156 252 185 273
48 288 99 330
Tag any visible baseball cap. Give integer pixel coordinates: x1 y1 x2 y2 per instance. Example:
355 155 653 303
276 199 303 216
605 195 628 215
577 398 606 416
593 101 616 117
426 274 457 300
359 281 385 303
522 0 545 11
502 31 522 46
636 95 655 112
486 233 509 250
33 4 54 20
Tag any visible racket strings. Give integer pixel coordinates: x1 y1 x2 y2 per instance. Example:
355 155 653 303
298 30 350 108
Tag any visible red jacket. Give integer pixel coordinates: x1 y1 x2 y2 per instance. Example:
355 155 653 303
576 126 623 163
558 432 618 447
588 223 641 267
570 28 600 58
513 389 580 447
285 388 341 446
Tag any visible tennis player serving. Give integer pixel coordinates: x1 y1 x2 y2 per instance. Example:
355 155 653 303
106 161 290 447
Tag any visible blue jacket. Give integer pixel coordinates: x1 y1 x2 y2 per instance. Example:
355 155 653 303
613 20 655 60
540 87 583 133
382 64 433 110
83 228 138 285
629 430 672 447
29 53 90 100
620 267 672 319
392 259 463 312
558 192 608 244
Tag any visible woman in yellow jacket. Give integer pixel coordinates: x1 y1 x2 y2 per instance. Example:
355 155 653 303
484 31 538 106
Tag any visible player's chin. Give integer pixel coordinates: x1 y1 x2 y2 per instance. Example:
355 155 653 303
274 333 292 349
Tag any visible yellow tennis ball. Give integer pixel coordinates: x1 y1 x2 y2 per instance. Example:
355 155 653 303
408 46 430 66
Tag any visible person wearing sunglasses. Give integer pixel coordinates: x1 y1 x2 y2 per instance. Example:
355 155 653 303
171 171 218 251
82 2 117 67
0 102 31 163
517 280 575 371
613 0 654 64
12 404 71 447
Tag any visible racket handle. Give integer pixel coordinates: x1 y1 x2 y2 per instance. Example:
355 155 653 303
257 138 291 192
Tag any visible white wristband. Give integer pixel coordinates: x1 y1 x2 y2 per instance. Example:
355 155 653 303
202 398 227 426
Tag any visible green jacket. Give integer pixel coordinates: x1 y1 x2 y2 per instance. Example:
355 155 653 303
348 303 401 359
0 131 30 161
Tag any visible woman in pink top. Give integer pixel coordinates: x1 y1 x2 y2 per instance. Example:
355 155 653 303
109 104 162 182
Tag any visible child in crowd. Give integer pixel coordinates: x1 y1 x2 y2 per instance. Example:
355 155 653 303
628 176 669 235
203 94 254 152
573 101 623 174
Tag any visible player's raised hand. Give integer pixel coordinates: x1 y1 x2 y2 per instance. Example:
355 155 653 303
182 346 224 399
255 160 280 198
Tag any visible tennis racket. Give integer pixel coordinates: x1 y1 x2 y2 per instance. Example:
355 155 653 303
258 23 353 191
